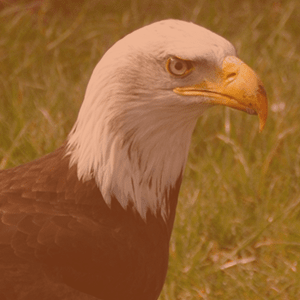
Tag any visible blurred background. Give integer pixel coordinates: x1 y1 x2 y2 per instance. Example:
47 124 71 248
0 0 300 299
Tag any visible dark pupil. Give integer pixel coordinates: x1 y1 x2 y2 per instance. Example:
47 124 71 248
175 61 183 70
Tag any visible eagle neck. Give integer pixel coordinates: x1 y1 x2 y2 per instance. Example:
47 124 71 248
67 105 197 223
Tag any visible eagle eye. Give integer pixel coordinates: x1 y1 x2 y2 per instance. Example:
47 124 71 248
166 57 193 77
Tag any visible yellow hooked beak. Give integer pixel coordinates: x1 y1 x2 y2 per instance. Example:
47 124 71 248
174 56 268 132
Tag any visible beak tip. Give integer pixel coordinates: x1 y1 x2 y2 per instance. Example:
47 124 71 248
258 112 268 132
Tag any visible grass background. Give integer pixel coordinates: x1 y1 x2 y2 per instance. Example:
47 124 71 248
0 0 300 299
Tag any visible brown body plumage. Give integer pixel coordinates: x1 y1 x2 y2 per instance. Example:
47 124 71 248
0 144 181 299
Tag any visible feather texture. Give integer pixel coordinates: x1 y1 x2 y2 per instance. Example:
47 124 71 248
0 145 182 299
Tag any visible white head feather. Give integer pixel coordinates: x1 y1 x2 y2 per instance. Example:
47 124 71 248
67 19 236 221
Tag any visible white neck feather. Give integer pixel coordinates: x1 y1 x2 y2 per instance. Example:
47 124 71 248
67 47 208 222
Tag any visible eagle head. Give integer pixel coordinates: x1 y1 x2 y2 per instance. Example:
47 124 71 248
67 19 268 222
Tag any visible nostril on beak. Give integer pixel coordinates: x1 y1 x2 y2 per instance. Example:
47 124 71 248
226 72 237 83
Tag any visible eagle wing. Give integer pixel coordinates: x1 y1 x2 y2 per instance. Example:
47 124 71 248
0 145 165 300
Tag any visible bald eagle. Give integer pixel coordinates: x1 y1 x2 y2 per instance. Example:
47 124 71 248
0 20 267 300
